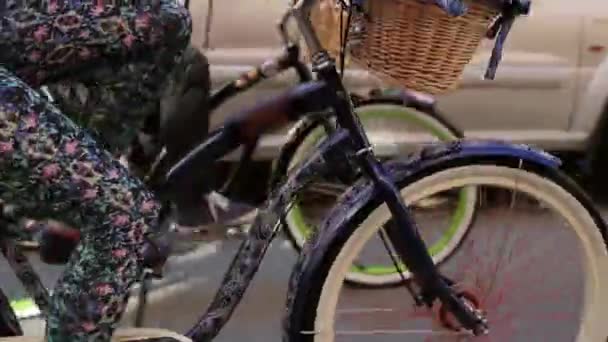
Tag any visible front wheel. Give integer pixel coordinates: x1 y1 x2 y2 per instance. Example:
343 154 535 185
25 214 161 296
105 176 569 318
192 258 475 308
285 162 608 341
277 100 477 287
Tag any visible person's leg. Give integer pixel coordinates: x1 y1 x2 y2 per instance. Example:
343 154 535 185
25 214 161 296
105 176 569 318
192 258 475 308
42 60 166 158
157 47 258 234
156 46 217 226
45 45 212 176
0 0 192 159
10 59 168 247
0 1 192 88
0 67 159 340
1 0 192 245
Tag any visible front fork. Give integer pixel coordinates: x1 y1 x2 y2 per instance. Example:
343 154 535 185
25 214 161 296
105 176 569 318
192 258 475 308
360 153 488 335
317 75 489 335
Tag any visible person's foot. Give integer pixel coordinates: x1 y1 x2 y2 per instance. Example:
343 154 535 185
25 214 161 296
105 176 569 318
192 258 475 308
172 191 258 241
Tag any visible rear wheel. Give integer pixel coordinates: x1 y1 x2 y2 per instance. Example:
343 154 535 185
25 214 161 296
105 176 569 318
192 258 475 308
280 101 477 286
286 163 608 341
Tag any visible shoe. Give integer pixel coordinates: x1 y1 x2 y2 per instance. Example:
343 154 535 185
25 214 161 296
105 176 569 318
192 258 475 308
172 191 258 241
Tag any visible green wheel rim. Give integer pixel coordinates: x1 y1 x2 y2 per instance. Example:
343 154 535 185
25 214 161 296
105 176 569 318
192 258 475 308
285 105 470 276
9 297 40 319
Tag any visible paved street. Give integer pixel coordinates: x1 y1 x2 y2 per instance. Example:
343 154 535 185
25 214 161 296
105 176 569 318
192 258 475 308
2 197 601 341
4 239 297 341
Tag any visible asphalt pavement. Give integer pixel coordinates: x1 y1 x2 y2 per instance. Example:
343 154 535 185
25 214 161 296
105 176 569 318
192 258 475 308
3 200 602 341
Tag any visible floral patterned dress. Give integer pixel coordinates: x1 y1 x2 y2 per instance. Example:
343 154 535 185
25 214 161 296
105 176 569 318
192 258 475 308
0 0 190 340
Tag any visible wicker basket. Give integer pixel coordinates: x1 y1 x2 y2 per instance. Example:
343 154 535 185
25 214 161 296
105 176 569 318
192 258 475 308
310 0 499 94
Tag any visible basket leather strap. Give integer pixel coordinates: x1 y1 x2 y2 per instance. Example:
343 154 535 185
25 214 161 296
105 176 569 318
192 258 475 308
483 0 530 79
484 13 514 79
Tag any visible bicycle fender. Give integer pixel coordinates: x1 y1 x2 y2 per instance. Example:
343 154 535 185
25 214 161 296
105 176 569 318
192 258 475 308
310 139 564 246
285 141 560 278
394 139 562 172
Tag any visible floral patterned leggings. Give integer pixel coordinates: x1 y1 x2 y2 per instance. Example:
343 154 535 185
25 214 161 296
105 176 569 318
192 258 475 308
0 0 190 340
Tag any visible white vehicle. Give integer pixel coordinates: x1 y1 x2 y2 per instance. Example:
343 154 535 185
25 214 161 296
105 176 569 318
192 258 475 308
194 0 608 194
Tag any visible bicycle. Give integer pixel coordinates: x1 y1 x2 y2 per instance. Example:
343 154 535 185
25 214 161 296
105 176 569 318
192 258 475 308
4 52 477 327
3 0 608 341
1 48 477 322
15 50 477 325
